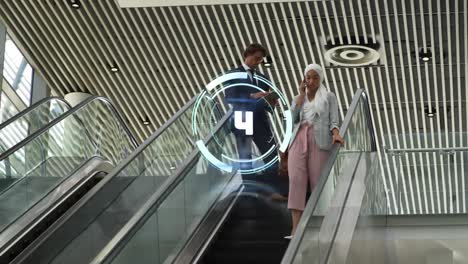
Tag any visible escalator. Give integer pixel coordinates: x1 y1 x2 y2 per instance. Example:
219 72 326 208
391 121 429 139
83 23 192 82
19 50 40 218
71 89 376 264
195 89 376 264
5 88 375 264
9 95 222 264
0 96 138 263
198 193 291 264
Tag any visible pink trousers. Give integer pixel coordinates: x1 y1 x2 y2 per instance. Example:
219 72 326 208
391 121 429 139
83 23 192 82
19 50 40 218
288 123 330 211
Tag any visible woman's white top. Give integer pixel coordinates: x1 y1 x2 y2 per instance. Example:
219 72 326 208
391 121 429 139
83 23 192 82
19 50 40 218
302 97 319 125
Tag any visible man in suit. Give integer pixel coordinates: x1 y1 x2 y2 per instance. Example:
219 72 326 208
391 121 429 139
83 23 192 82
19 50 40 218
224 43 278 176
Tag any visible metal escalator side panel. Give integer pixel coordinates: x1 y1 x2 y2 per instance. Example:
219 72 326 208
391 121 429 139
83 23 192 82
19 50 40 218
0 157 113 263
91 110 234 264
11 95 221 264
0 97 70 155
0 97 71 180
172 182 244 264
281 89 378 264
326 153 378 263
0 96 138 236
0 95 138 165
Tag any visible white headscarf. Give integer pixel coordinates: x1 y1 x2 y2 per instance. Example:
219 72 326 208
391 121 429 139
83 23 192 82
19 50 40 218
302 64 328 117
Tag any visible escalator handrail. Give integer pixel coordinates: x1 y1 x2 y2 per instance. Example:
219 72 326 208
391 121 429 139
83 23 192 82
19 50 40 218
0 97 70 178
92 109 233 264
281 88 377 264
68 94 198 185
0 96 71 131
0 96 138 162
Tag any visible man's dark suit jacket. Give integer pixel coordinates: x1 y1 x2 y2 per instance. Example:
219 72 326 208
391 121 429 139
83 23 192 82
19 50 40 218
224 66 273 135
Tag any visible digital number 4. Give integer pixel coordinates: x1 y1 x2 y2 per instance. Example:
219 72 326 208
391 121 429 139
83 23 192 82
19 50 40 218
234 111 253 136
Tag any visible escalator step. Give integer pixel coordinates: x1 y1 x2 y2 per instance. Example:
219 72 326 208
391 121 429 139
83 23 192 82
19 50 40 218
200 193 291 264
229 201 288 220
203 240 289 264
217 219 290 241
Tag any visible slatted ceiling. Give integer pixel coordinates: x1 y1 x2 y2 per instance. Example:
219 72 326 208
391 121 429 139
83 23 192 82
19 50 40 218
432 1 445 213
203 7 230 69
393 0 419 213
461 0 466 215
143 10 192 107
0 0 466 214
54 1 146 140
439 0 451 213
100 3 168 123
379 0 406 212
189 8 220 76
112 6 164 131
161 9 197 86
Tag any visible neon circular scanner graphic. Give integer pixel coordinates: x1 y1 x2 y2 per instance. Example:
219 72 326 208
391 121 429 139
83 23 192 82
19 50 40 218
192 71 293 175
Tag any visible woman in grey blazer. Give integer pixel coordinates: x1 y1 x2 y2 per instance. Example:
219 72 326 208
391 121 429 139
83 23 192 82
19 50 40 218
287 64 344 238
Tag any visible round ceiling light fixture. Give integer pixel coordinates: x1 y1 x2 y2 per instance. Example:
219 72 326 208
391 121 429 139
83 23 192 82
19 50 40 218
141 115 151 126
419 48 432 62
424 105 436 118
263 55 273 68
324 45 380 67
69 0 80 9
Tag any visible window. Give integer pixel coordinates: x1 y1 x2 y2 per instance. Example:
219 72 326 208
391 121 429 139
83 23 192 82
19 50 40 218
3 34 33 106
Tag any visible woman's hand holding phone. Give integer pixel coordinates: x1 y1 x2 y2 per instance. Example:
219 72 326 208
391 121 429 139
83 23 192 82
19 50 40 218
297 79 307 107
299 79 307 95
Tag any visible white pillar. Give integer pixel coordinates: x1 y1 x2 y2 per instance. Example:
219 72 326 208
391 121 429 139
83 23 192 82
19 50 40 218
30 71 50 104
62 92 94 157
64 92 93 107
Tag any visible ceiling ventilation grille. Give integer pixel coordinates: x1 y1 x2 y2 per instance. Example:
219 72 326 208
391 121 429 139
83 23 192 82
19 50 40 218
323 36 382 67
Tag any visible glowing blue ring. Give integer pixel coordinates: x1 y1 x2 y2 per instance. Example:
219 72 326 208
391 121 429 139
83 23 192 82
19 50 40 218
192 71 294 174
196 83 274 166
